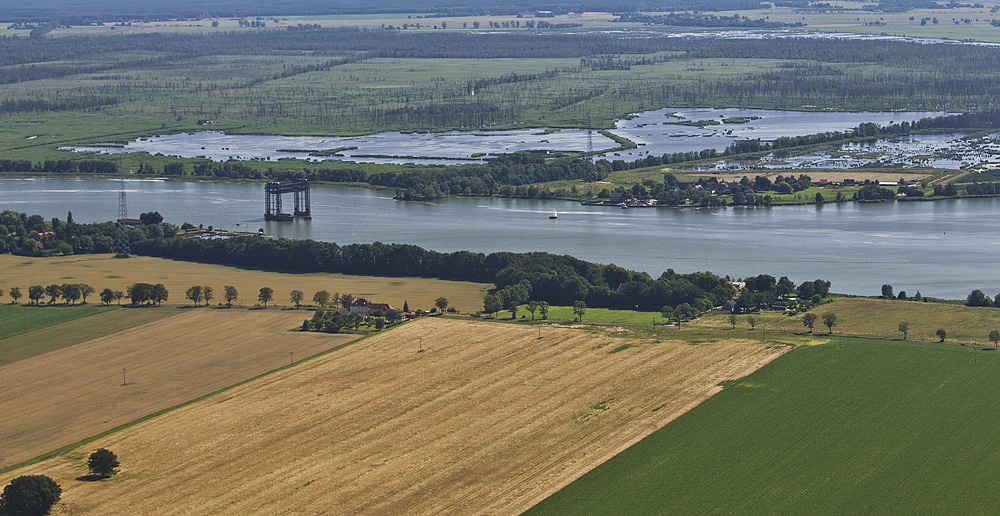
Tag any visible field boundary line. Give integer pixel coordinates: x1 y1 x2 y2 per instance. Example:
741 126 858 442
0 325 385 475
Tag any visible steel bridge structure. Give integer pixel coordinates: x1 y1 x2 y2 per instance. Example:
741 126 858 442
264 179 312 221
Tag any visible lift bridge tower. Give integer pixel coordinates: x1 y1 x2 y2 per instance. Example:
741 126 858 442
115 170 130 258
264 179 312 221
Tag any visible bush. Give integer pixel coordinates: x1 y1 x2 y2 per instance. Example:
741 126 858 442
0 475 61 515
88 448 120 477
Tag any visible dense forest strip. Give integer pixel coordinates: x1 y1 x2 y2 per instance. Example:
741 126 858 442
0 209 830 315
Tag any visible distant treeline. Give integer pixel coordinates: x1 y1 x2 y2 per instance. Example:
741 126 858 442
8 29 1000 81
9 30 1000 127
615 12 802 28
4 0 772 23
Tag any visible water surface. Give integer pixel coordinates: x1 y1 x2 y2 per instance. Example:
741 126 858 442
2 177 998 299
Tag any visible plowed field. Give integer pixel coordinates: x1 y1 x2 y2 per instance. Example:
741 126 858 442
3 318 786 515
0 309 355 469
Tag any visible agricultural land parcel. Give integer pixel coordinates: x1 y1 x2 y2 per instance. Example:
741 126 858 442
526 335 1000 515
700 297 1000 345
0 253 491 311
0 318 788 515
0 308 356 469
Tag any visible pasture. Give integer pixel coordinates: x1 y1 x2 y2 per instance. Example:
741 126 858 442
0 303 116 342
0 253 491 312
0 308 356 470
700 297 1000 345
0 318 787 514
526 336 1000 515
0 307 175 366
499 304 663 324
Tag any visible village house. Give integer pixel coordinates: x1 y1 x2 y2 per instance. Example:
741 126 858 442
350 298 395 316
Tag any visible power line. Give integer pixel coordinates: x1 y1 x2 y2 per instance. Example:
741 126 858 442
115 164 130 258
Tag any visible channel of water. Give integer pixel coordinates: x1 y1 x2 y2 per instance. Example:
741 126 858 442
2 176 998 300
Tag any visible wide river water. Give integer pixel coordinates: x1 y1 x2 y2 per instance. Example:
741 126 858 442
2 177 997 300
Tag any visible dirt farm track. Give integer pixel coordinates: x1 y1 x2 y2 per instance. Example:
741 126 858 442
2 318 786 515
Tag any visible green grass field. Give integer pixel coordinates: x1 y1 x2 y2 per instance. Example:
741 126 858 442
496 305 663 325
698 297 1000 345
0 305 180 366
526 336 1000 515
0 303 116 341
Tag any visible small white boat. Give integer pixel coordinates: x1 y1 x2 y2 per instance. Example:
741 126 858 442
549 210 558 219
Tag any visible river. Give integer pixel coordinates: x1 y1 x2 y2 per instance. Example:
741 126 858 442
1 177 997 300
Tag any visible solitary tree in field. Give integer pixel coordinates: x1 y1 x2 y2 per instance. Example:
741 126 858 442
728 312 737 329
822 312 838 334
573 300 587 322
936 328 947 343
185 285 203 306
28 285 44 305
87 448 120 478
9 286 21 305
990 330 1000 348
747 315 757 330
224 285 238 307
435 297 449 312
539 301 549 320
881 284 894 299
259 287 274 307
312 290 330 307
100 288 115 305
802 312 817 333
290 290 304 308
203 286 214 305
0 475 61 515
898 321 909 340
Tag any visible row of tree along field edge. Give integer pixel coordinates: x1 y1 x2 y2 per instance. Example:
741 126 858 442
0 210 834 314
524 336 1000 515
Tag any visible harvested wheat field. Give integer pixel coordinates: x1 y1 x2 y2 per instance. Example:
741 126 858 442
0 309 355 469
0 254 491 312
2 318 787 515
